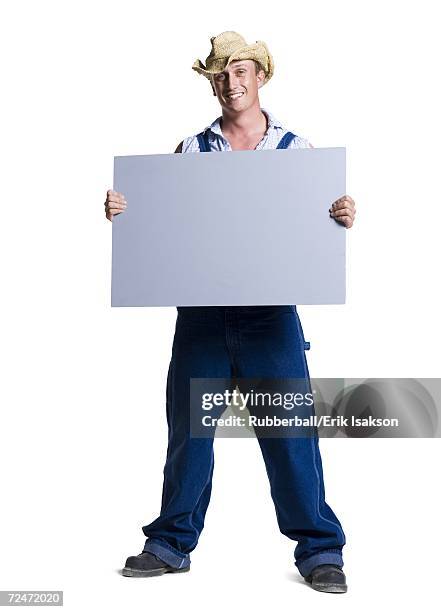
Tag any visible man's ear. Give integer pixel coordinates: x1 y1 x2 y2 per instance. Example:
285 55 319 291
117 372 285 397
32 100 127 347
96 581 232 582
257 70 266 89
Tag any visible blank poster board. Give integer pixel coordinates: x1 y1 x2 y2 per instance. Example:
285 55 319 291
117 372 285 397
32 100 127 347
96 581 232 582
111 147 346 307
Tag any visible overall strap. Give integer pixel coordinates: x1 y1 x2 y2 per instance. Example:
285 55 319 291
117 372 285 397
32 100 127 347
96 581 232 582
197 129 296 151
196 130 211 152
276 131 297 149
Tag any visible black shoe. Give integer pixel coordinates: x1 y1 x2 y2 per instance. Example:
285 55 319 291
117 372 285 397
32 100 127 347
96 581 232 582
122 551 190 577
304 564 347 593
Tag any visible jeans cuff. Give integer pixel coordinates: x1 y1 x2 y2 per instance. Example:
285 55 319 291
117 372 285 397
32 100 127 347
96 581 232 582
296 550 343 578
143 538 190 570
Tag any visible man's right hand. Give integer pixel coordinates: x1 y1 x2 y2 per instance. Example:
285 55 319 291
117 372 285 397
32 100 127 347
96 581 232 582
105 190 127 222
105 143 183 221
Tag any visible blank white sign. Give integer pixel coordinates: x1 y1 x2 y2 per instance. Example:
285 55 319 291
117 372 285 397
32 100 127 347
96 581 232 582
111 147 346 307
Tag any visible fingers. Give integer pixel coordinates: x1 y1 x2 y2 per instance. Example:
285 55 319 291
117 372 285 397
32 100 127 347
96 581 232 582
106 190 127 207
331 207 356 218
330 195 355 211
330 208 355 228
330 209 355 228
329 194 356 228
105 200 126 211
334 214 354 228
105 190 127 221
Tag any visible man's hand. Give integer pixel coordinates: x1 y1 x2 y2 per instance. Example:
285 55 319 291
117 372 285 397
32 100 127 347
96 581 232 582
329 195 356 228
105 190 127 222
104 142 181 222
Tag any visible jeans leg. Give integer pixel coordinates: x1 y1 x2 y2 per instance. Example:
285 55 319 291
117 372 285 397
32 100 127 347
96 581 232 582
142 307 232 568
233 306 346 577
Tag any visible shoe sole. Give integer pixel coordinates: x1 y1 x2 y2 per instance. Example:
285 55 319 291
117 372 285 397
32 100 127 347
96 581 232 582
122 566 190 578
310 581 347 593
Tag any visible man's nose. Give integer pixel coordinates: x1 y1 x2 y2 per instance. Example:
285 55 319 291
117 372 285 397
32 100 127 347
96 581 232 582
226 72 240 88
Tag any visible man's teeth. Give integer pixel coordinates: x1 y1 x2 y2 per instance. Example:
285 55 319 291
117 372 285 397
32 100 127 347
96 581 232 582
227 92 244 99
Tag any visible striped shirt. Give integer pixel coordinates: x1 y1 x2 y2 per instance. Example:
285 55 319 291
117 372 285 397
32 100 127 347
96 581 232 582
181 107 313 153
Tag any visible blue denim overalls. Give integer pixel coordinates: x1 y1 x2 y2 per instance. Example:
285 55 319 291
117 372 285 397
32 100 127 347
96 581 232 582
142 130 346 577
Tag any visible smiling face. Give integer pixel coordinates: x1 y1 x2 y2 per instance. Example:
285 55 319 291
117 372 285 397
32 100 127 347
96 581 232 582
210 59 266 111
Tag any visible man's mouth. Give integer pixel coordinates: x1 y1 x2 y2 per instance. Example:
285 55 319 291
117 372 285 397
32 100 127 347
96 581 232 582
226 92 244 100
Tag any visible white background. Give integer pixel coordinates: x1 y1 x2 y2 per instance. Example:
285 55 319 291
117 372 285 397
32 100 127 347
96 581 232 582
1 0 440 609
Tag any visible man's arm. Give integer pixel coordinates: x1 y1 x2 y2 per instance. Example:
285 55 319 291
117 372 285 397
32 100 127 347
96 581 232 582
174 141 183 153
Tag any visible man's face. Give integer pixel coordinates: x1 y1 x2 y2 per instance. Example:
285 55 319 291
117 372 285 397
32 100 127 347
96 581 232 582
210 59 265 111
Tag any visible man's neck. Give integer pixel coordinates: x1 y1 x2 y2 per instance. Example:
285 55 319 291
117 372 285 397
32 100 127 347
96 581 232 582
220 102 268 138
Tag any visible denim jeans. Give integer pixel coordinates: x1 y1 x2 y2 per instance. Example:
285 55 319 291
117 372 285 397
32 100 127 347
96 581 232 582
142 305 346 577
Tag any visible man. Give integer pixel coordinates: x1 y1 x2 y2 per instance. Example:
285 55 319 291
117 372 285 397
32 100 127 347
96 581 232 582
104 31 356 593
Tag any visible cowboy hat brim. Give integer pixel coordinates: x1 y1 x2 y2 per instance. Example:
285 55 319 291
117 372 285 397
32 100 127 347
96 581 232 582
192 40 274 85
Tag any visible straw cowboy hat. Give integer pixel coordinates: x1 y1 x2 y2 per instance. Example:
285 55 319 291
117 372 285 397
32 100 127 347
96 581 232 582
192 31 274 85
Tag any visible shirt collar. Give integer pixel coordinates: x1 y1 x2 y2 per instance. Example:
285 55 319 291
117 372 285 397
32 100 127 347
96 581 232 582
205 107 284 139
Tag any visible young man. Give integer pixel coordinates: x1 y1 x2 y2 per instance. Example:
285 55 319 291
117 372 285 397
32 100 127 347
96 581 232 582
104 31 356 593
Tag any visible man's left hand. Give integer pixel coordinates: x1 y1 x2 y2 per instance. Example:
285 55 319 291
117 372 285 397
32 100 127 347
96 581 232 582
329 195 356 228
